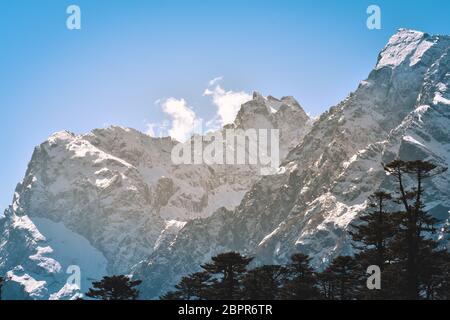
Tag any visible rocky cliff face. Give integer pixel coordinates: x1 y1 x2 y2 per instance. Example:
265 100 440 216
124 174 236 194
134 29 450 298
0 93 310 299
1 28 448 300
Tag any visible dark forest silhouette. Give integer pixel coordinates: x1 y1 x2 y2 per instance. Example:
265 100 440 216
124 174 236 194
85 275 142 300
1 160 448 300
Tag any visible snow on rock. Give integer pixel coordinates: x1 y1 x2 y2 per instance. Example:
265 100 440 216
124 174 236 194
32 218 108 289
434 92 450 105
2 28 449 300
376 29 433 69
135 29 450 298
1 94 311 299
0 210 108 299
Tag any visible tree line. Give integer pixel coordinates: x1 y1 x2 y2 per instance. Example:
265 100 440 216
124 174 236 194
0 160 448 300
160 160 450 300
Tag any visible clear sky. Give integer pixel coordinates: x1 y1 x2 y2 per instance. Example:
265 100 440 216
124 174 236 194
1 0 450 211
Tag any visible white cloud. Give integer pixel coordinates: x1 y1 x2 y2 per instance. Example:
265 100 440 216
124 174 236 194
204 78 252 127
149 98 197 142
147 78 251 140
162 98 197 142
208 76 224 86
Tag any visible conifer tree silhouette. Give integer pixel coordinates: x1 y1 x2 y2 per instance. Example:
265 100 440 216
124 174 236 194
350 191 395 269
241 265 288 299
280 254 319 300
201 252 253 300
383 160 448 299
86 275 142 300
318 256 361 300
161 272 211 300
349 191 397 299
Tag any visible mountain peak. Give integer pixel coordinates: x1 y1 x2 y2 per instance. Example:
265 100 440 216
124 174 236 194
235 92 308 123
375 28 435 70
252 91 265 101
47 130 75 145
396 28 425 36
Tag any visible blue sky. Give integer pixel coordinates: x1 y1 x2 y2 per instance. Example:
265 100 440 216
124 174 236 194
1 0 450 210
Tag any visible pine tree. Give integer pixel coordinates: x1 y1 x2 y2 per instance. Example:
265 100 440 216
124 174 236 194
383 160 449 299
349 191 397 299
350 191 395 269
86 275 142 300
318 256 361 300
280 253 319 300
161 272 211 300
201 252 253 300
241 265 288 300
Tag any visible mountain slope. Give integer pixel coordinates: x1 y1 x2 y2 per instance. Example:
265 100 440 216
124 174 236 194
134 29 450 298
0 94 310 299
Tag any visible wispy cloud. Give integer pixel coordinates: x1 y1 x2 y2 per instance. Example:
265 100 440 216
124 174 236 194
162 98 197 142
208 76 224 86
147 98 197 142
204 77 252 127
148 78 252 140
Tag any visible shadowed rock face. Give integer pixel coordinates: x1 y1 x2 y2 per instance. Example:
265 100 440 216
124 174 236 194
134 29 450 298
0 93 310 299
1 28 449 300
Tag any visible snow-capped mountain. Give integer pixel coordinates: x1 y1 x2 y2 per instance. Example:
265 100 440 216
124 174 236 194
0 93 311 299
134 29 450 298
1 28 449 300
